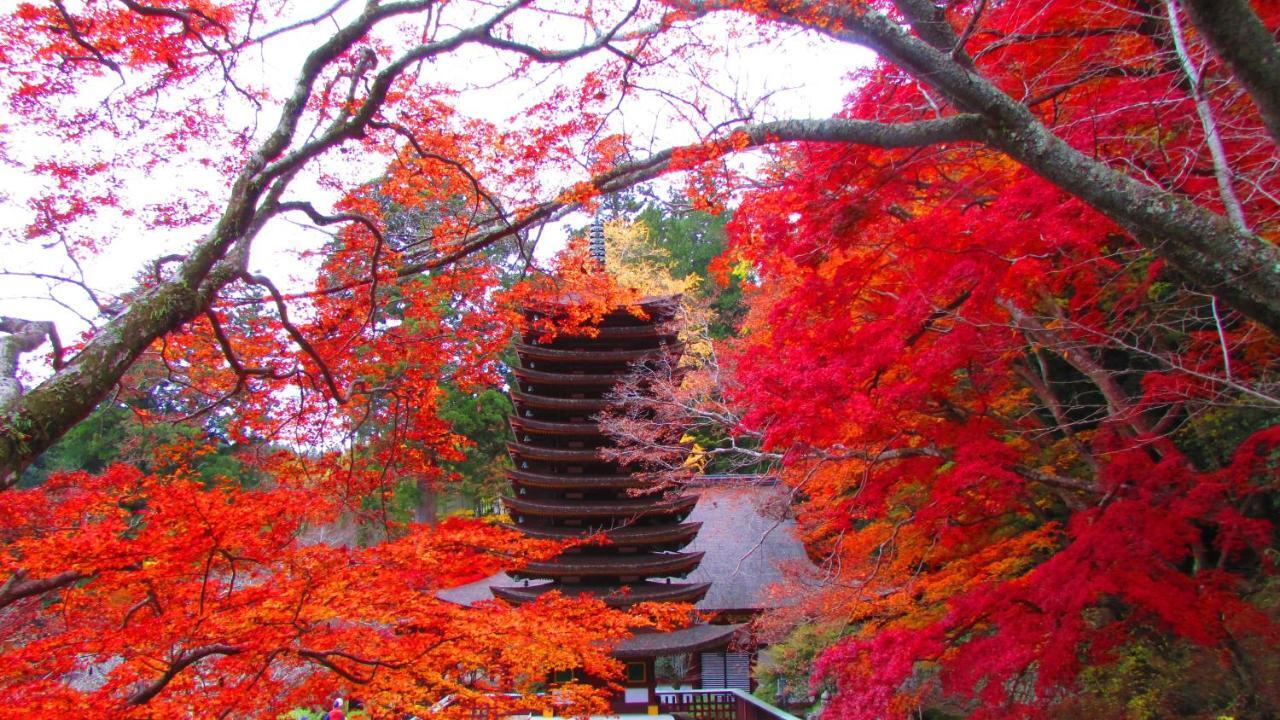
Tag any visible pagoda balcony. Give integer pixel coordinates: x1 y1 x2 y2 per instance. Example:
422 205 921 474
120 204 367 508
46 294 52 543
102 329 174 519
513 521 702 547
511 550 705 580
507 468 647 490
522 323 678 343
522 296 679 321
492 580 711 607
503 493 698 520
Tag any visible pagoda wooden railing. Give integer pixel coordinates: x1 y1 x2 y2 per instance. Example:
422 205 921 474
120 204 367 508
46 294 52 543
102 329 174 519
656 689 801 720
429 689 799 720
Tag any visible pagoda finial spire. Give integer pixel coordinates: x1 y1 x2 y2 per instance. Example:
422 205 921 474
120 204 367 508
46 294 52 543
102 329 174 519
588 214 606 267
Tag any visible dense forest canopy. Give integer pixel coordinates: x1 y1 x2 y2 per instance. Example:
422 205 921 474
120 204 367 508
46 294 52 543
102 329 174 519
0 0 1277 717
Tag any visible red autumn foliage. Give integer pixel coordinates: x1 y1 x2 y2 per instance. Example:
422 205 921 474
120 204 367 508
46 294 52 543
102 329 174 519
711 1 1280 716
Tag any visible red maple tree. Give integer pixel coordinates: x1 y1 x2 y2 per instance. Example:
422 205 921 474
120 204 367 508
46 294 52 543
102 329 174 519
702 1 1280 716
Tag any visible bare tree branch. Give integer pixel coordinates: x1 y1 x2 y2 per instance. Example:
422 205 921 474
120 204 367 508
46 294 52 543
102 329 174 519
0 317 62 413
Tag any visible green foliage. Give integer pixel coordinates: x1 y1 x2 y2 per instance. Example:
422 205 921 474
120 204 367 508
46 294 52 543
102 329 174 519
437 385 513 515
386 383 513 525
635 204 724 278
19 400 260 488
755 622 846 710
1063 633 1262 719
635 201 744 337
1175 403 1280 472
1051 574 1280 718
20 402 133 482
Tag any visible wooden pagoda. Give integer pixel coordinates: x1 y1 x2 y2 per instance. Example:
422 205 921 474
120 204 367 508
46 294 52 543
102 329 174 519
491 296 712 609
434 285 806 714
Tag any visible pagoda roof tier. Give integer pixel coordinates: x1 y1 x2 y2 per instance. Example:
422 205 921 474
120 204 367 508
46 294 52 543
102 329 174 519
613 623 742 660
503 493 698 519
521 296 679 317
509 415 602 436
522 324 677 342
511 551 705 580
513 367 629 387
513 521 702 547
515 343 680 365
506 441 609 463
507 468 647 490
491 580 710 608
510 391 610 413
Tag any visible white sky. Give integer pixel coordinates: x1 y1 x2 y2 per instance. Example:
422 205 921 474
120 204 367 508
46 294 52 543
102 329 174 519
0 1 871 376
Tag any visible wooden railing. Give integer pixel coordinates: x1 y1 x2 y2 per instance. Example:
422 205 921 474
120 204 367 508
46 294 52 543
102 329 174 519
655 689 801 720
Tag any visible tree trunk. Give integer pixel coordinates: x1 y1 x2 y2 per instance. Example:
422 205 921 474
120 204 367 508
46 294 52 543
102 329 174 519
415 476 438 526
0 280 216 486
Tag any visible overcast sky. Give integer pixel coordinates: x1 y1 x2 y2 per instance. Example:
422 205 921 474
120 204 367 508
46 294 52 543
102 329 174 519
0 2 869 378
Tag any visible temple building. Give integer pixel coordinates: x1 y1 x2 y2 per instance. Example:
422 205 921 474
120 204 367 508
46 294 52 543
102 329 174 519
497 296 706 611
439 287 813 716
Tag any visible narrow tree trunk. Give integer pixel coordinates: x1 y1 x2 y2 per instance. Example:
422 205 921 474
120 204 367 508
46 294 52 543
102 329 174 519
415 476 438 526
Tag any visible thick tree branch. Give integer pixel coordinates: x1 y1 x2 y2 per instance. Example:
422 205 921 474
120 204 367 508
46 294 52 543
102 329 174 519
0 2 440 484
0 0 651 483
0 569 88 610
891 0 975 69
710 0 1280 336
126 644 243 705
1180 0 1280 145
391 115 985 279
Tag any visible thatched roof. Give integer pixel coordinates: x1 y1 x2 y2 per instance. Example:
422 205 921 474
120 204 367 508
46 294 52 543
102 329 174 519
679 479 813 612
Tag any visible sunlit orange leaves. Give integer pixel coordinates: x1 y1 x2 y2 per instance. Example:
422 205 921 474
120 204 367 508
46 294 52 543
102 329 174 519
504 238 646 343
0 458 666 718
